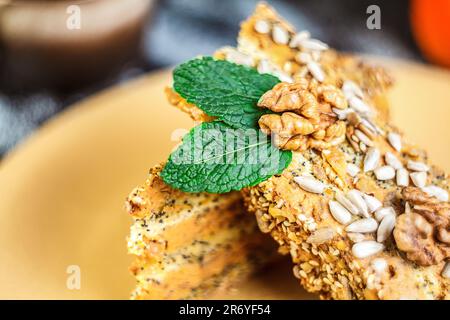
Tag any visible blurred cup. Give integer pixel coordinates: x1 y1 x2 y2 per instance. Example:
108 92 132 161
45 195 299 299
0 0 155 91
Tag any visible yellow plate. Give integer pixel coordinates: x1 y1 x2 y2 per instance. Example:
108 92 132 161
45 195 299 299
0 59 449 299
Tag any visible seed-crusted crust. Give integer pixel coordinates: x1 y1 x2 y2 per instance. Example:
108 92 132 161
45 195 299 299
242 150 449 299
239 4 449 300
164 3 449 299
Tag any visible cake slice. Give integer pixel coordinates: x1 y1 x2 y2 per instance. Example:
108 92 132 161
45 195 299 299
165 3 449 299
126 165 276 299
236 4 449 300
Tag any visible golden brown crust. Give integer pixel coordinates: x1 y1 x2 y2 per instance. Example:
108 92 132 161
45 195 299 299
126 164 277 299
164 87 213 123
242 150 449 299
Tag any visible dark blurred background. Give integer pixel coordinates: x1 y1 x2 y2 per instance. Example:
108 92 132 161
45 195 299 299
0 0 445 156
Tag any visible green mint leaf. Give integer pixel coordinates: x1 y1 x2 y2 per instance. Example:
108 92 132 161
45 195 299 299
161 121 292 193
173 57 280 129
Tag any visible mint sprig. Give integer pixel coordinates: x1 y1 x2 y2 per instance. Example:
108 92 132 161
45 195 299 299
162 57 292 193
161 121 292 193
173 57 280 129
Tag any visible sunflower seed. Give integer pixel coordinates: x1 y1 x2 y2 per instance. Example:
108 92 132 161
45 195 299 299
396 168 409 187
360 118 378 135
364 147 380 172
374 166 395 180
283 61 294 73
352 241 384 259
407 160 429 172
385 152 403 170
225 50 254 67
410 171 427 188
359 142 367 153
342 80 364 99
294 176 326 194
335 191 360 215
307 61 325 82
347 163 360 177
442 262 450 279
346 218 378 233
347 190 369 217
311 51 321 61
371 258 388 274
359 121 376 137
332 108 353 120
272 24 290 45
295 52 312 64
422 185 449 202
387 132 402 152
347 232 366 243
289 30 310 48
377 213 396 242
362 117 384 136
258 59 293 82
374 207 396 222
257 59 274 74
300 38 329 51
362 194 382 213
329 201 353 225
254 19 271 34
276 71 294 83
355 129 373 146
306 227 336 244
359 124 376 140
349 96 371 115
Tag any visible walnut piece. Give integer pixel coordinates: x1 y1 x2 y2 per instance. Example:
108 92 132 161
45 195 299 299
258 81 315 112
258 80 347 114
394 212 449 266
257 81 348 151
282 135 309 152
393 187 450 266
259 112 314 137
402 187 450 227
318 84 348 110
437 228 450 244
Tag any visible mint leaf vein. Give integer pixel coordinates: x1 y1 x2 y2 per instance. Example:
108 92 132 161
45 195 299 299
173 57 280 129
161 122 292 193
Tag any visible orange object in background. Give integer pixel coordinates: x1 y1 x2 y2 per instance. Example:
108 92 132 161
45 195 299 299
410 0 450 68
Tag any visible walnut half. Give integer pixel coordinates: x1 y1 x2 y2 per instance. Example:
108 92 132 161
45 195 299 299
257 81 348 151
393 187 450 266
